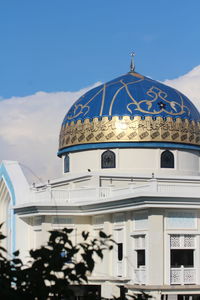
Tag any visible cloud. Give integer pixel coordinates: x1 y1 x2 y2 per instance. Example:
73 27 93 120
1 65 200 183
0 83 101 183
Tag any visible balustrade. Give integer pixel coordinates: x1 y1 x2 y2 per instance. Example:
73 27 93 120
29 179 200 204
134 266 146 284
170 266 196 285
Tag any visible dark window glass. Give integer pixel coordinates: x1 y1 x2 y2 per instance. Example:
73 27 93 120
118 243 123 261
64 155 69 173
171 249 194 267
101 150 116 169
137 250 145 267
161 150 174 168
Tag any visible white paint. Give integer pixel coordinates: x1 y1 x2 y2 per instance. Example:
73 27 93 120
64 148 200 176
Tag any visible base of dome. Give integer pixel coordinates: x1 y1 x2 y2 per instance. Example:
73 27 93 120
59 116 200 154
57 141 200 156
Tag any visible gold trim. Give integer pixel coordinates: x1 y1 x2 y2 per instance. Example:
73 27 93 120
100 84 106 116
129 72 144 79
59 116 200 150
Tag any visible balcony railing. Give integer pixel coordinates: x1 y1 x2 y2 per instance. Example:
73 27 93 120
170 266 196 285
28 179 200 205
134 266 146 285
30 187 113 204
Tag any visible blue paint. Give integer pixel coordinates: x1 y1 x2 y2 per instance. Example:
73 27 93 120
0 163 16 253
58 142 200 155
62 72 200 125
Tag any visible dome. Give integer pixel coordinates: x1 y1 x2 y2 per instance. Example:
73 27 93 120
58 71 200 156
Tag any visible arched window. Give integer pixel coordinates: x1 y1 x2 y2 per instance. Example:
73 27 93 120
161 150 174 168
101 150 116 169
64 155 70 173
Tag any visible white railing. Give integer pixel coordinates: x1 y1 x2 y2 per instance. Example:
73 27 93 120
170 266 196 285
30 187 112 203
29 183 153 204
134 266 146 284
29 179 200 204
157 183 200 195
111 184 150 198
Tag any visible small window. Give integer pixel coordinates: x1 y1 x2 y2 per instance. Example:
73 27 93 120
161 150 174 168
64 155 69 173
137 249 145 267
101 150 116 169
118 243 123 261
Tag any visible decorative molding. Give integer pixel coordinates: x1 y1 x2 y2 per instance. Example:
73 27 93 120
59 116 200 151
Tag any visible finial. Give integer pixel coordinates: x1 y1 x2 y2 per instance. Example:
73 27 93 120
130 52 136 72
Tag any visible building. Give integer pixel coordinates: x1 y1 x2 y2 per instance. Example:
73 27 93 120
1 61 200 299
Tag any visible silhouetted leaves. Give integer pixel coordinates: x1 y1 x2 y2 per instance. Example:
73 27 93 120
0 227 150 300
0 227 114 299
82 231 89 241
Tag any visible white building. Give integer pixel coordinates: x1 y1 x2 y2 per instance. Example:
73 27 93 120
1 64 200 299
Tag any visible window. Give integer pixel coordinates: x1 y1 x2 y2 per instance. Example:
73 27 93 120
161 150 174 168
64 155 69 173
136 249 145 267
134 235 146 268
171 249 194 267
118 243 123 261
101 150 116 169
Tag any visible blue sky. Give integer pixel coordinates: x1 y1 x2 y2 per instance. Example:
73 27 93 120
0 0 200 180
0 0 200 99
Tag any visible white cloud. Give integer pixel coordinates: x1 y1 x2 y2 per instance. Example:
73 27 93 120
0 83 101 183
1 65 200 183
164 65 200 110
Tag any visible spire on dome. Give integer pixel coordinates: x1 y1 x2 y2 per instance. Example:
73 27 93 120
130 52 135 72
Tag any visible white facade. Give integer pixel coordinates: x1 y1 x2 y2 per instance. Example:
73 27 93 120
1 146 200 299
65 148 200 176
1 68 200 299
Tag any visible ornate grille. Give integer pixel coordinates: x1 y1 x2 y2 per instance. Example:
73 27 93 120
184 235 195 248
170 234 195 248
171 268 196 284
170 235 180 248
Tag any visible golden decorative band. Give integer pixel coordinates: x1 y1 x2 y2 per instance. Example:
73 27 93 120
59 116 200 150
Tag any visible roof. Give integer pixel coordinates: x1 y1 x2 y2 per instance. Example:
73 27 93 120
58 71 200 155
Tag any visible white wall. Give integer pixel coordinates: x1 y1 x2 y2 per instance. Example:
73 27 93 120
63 148 200 176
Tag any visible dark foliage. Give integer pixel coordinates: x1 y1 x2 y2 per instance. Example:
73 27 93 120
0 223 150 300
0 224 114 299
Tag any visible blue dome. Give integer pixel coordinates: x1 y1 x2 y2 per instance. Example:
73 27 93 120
58 71 200 155
63 72 200 123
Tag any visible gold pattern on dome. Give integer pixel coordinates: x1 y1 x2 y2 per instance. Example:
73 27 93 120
66 79 191 121
59 116 200 150
125 86 190 116
66 77 144 121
